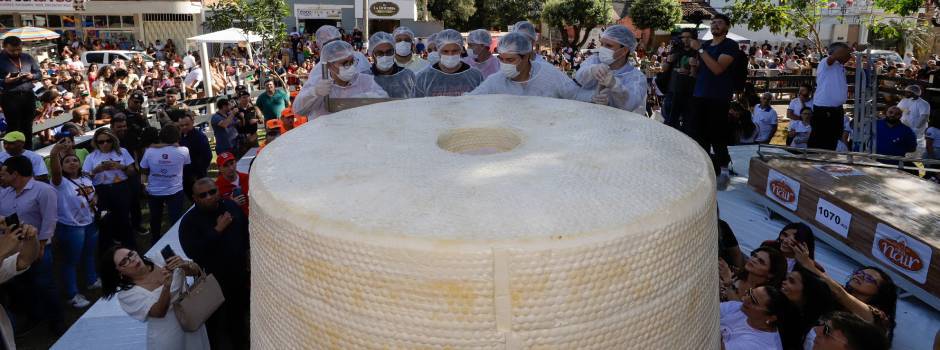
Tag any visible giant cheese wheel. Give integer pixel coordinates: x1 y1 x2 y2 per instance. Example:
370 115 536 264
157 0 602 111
250 95 719 349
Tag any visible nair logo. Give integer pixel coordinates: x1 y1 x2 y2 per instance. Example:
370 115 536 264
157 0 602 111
769 180 796 203
878 238 924 271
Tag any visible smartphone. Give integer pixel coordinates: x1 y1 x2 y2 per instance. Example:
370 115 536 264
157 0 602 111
4 213 19 231
160 245 176 260
232 187 243 198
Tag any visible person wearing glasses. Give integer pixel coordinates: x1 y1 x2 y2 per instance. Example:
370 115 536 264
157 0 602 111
292 40 388 119
792 242 898 343
719 246 787 302
803 311 889 350
367 32 416 98
179 178 250 349
82 128 138 248
101 245 209 349
719 285 789 349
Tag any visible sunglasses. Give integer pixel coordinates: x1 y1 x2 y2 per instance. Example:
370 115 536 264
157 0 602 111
853 270 878 285
744 288 760 306
96 138 113 144
195 188 218 199
118 250 137 268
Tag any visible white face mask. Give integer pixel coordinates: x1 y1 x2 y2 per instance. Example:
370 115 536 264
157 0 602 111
466 46 476 61
597 47 616 65
337 64 359 81
376 56 395 71
395 41 412 56
803 327 817 350
427 52 441 65
500 62 520 79
440 54 461 69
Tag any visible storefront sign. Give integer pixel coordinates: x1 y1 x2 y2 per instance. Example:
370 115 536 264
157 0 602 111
871 223 931 284
370 1 399 16
766 169 801 211
813 164 864 177
0 0 74 12
815 198 851 238
294 4 345 19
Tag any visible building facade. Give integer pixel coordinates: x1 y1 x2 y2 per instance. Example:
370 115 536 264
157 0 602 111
287 0 420 36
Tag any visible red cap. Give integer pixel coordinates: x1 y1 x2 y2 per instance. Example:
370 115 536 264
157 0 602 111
216 152 236 167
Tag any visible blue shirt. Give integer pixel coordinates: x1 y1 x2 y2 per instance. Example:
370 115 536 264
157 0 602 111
211 112 237 154
875 119 917 158
693 38 739 100
0 51 41 93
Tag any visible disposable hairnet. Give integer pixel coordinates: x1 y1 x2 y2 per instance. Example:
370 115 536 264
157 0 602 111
392 26 415 41
467 29 492 46
321 40 355 63
513 21 537 41
427 33 439 50
369 31 395 54
436 29 464 49
601 25 637 51
316 25 341 47
497 32 533 55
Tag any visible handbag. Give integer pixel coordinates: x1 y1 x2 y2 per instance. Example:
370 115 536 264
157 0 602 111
66 175 101 222
173 267 225 332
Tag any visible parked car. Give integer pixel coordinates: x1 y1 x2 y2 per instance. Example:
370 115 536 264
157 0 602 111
81 50 155 69
867 49 904 66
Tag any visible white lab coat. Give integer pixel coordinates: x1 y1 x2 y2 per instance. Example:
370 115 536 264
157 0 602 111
292 73 389 118
468 61 586 101
574 55 649 114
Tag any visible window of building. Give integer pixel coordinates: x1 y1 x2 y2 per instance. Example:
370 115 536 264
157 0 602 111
0 15 13 29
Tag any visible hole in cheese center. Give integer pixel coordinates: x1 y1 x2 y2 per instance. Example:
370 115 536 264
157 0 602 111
437 127 522 155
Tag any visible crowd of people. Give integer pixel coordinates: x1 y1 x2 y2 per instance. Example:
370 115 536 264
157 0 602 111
0 9 935 349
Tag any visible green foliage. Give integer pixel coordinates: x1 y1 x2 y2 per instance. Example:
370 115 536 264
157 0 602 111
541 0 611 49
428 0 477 26
728 0 824 52
204 0 289 59
629 0 682 31
872 0 923 16
871 19 933 56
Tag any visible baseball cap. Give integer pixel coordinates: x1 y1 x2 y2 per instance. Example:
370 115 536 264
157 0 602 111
216 152 237 167
238 90 251 98
1 131 26 143
904 85 922 96
130 90 145 101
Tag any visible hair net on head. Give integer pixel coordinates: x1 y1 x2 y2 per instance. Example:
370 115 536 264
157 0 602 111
467 29 492 46
392 26 415 41
497 32 533 55
368 32 395 54
601 25 637 51
436 29 464 50
513 21 537 41
427 33 440 50
321 40 355 63
316 25 341 47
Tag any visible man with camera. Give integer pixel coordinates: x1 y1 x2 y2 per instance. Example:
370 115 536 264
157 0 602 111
0 36 41 150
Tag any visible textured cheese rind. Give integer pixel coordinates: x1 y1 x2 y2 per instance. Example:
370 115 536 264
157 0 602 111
250 95 719 349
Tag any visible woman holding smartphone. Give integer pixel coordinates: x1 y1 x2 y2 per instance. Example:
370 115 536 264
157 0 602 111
82 128 138 248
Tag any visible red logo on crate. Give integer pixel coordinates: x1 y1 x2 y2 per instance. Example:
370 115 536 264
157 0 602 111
769 180 796 203
878 238 924 271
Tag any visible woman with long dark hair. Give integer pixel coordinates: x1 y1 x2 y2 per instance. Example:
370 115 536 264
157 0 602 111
100 245 209 349
760 222 817 272
778 266 836 349
720 246 788 302
792 242 898 342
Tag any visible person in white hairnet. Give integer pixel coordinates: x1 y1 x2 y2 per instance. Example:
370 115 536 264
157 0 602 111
468 32 587 101
414 29 484 97
512 21 546 63
463 29 499 78
424 32 441 67
392 26 430 73
293 40 388 118
573 25 648 114
295 25 373 115
368 32 416 98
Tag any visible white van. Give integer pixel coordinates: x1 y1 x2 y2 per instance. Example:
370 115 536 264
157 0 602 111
81 50 155 69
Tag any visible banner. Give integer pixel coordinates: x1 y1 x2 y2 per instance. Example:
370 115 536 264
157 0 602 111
871 223 932 284
0 0 75 12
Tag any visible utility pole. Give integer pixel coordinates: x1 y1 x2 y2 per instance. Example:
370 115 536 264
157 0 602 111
363 0 370 36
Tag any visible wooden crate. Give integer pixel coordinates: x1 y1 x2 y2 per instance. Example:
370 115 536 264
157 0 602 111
748 157 940 306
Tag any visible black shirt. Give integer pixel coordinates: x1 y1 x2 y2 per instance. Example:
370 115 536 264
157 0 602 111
179 199 249 293
235 105 259 135
0 51 41 93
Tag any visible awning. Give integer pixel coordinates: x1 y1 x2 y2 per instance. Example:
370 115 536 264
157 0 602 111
187 28 262 44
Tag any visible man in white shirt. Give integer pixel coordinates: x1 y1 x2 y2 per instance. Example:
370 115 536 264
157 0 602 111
810 42 851 150
183 51 197 71
897 84 931 156
0 132 48 181
786 84 813 121
184 64 204 96
752 93 779 144
139 124 191 239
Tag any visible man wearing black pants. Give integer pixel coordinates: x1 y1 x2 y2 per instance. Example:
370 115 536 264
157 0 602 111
688 14 739 190
0 36 40 150
809 42 851 150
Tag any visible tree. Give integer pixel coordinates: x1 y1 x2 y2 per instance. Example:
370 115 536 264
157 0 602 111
428 0 477 27
541 0 612 49
727 0 826 54
629 0 682 49
205 0 289 60
871 19 934 56
872 0 923 16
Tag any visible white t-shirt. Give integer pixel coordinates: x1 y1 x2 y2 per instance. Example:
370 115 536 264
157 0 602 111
787 97 812 118
789 120 812 148
54 176 95 226
184 67 203 88
83 149 136 185
752 105 778 142
183 55 197 70
0 150 48 177
837 116 853 152
814 58 848 107
898 97 931 139
140 146 190 196
927 127 940 159
720 301 783 350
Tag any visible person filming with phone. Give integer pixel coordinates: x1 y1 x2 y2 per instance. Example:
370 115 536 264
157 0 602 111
0 36 41 150
0 217 41 350
214 152 249 216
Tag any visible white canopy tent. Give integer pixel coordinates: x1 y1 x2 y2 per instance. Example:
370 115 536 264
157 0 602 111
698 30 751 44
187 28 262 98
